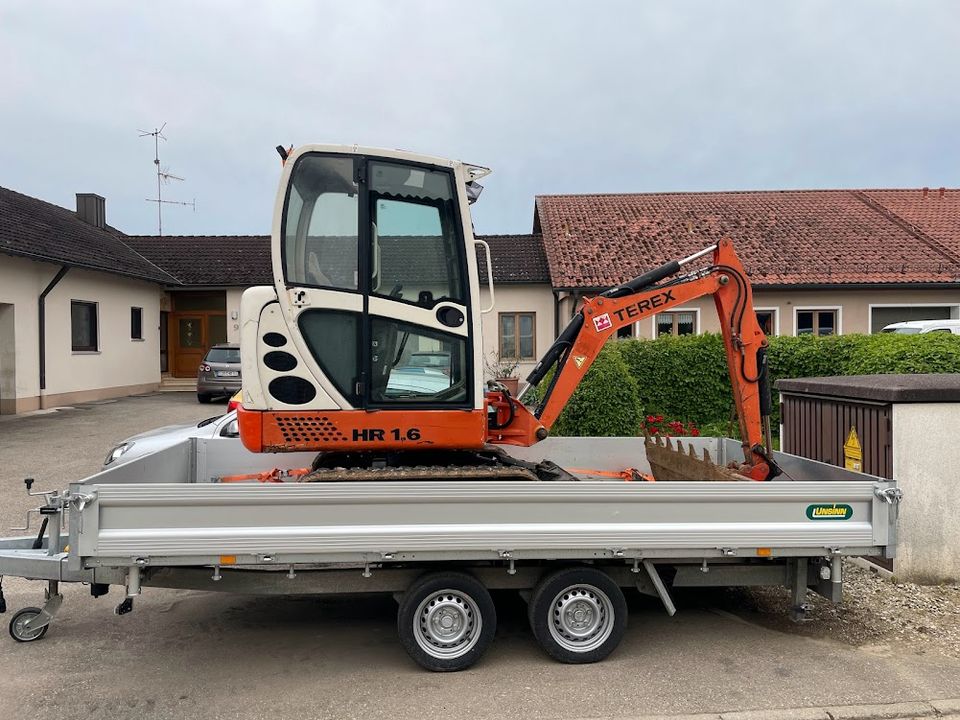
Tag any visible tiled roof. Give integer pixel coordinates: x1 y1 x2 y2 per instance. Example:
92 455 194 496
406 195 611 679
534 190 960 290
0 186 177 284
128 234 550 287
476 234 549 284
125 235 273 287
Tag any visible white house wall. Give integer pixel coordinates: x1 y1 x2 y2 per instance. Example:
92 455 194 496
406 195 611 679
0 255 162 412
478 283 555 378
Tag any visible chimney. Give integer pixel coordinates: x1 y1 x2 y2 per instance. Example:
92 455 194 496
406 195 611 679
76 193 106 228
922 187 929 198
940 187 946 198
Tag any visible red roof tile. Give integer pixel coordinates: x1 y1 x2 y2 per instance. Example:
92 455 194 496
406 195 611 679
534 190 960 290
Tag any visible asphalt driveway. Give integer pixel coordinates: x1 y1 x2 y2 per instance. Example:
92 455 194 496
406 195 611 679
0 393 958 720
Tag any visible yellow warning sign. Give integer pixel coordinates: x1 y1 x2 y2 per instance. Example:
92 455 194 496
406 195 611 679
843 426 862 472
573 356 586 369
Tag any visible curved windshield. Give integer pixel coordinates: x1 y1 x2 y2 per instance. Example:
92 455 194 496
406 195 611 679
283 155 359 290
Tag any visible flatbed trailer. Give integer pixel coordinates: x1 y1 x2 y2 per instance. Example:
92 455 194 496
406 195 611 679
0 436 900 671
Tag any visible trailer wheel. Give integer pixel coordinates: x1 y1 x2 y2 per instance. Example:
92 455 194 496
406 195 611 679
9 607 48 643
397 572 496 672
528 567 627 664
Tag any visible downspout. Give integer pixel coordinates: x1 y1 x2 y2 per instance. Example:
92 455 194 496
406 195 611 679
39 266 70 392
552 290 560 340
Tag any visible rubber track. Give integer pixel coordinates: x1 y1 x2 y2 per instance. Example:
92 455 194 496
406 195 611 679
298 465 540 483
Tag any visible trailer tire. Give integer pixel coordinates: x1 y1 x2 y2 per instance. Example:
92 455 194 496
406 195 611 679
528 567 627 664
397 572 496 672
9 607 48 643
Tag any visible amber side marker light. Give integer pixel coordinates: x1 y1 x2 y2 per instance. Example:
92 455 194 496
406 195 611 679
756 548 772 557
219 555 237 565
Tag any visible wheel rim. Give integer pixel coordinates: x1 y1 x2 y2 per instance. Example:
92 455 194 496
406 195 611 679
413 589 482 659
13 612 44 641
548 583 614 653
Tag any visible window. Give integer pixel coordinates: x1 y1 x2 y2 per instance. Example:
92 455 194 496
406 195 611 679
796 309 838 336
283 155 359 290
616 325 635 339
655 310 697 337
204 347 241 363
370 318 467 405
499 313 536 360
369 161 465 307
71 300 98 352
130 307 143 340
755 309 777 336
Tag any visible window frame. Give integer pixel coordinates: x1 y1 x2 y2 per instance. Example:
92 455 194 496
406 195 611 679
130 306 144 341
754 307 780 337
652 308 700 338
793 306 842 337
71 300 99 353
498 312 537 361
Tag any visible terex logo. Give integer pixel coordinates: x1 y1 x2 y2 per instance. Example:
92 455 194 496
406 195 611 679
612 290 676 323
593 313 612 332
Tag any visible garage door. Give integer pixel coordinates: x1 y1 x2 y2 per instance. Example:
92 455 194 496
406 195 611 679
871 305 955 333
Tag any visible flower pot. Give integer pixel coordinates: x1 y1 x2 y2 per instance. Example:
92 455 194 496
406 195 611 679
495 377 520 396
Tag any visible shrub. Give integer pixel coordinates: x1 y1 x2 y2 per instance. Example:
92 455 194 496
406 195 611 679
539 345 643 437
617 332 960 431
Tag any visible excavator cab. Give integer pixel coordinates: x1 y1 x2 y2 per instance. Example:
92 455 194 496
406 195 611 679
237 145 495 453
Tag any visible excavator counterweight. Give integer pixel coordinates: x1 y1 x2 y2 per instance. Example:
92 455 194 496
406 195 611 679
237 144 778 482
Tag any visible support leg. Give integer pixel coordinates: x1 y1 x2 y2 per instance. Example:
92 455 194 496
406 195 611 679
790 558 810 622
642 560 676 617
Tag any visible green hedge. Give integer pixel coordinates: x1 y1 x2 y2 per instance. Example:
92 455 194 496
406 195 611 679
540 345 644 437
619 333 960 430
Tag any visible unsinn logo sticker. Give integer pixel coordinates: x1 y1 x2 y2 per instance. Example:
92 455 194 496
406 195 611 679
805 503 853 521
593 313 612 332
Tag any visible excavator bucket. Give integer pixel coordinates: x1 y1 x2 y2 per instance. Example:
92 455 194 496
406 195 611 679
644 435 749 482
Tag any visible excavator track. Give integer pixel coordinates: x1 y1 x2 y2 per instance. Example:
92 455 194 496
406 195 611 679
298 464 539 483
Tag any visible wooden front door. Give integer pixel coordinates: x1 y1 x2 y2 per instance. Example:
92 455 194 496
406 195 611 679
173 315 205 377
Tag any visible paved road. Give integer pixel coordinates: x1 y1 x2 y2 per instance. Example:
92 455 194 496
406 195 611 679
0 394 958 720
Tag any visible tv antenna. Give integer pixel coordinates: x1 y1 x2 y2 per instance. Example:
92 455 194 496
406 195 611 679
138 123 196 235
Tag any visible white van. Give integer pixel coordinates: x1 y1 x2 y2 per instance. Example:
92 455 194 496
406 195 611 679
881 319 960 335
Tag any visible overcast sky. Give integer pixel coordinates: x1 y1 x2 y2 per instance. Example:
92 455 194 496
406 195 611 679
1 1 957 237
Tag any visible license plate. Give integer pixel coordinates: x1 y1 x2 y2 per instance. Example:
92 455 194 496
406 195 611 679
215 370 239 377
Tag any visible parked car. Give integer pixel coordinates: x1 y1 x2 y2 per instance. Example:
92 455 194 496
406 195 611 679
197 344 241 403
103 410 316 477
406 351 452 374
881 319 960 335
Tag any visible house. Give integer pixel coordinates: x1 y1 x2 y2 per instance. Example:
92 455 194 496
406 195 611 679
0 188 173 413
534 189 960 338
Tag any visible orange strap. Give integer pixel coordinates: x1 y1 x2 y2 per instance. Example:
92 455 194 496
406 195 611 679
218 467 311 484
568 467 656 482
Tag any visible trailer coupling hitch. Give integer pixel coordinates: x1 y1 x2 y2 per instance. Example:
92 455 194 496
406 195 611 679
875 487 903 505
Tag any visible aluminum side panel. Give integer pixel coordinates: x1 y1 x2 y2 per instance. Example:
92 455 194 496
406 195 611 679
74 480 893 564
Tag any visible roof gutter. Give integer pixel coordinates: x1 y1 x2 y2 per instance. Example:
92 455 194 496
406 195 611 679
39 265 69 391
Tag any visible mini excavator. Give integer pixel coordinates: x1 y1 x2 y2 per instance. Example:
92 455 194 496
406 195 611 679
236 145 780 482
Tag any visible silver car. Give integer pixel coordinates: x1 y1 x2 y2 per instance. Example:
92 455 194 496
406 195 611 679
197 344 242 403
103 410 316 479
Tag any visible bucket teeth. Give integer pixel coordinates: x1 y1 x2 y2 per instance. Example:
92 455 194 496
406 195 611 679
644 433 747 482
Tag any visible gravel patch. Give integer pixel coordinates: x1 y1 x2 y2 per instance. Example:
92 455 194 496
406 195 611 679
717 560 960 657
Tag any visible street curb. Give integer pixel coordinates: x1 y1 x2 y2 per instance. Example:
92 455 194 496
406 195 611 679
576 697 960 720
